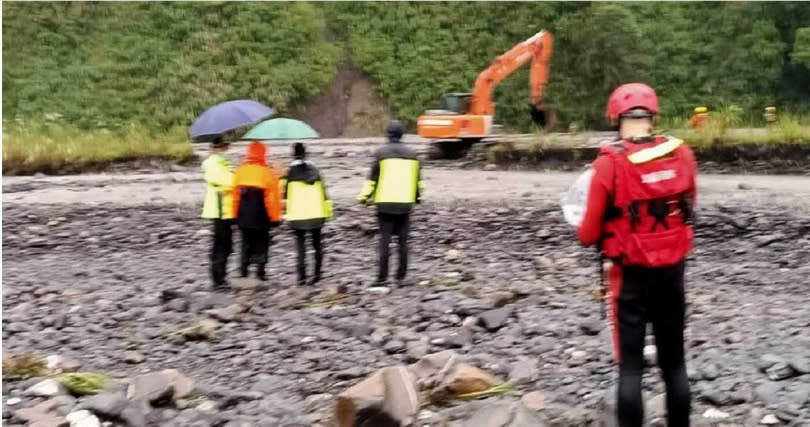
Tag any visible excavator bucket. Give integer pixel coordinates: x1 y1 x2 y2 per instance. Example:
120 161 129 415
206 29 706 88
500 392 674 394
530 104 556 131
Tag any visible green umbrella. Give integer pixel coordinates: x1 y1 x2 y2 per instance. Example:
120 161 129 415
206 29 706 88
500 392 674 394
241 118 320 140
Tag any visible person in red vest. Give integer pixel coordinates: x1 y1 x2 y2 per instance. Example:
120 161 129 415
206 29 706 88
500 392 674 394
578 83 697 427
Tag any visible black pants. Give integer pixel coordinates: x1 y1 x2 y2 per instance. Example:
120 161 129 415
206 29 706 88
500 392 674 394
239 226 270 279
608 260 691 427
294 228 323 284
210 219 234 287
378 213 410 282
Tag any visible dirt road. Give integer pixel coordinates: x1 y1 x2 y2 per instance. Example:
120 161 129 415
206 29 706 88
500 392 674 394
3 158 809 426
4 167 810 213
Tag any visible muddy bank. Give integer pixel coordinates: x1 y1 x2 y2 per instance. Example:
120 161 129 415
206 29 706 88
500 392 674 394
480 143 810 175
3 200 809 425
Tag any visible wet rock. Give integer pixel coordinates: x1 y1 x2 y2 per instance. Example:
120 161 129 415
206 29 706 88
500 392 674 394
766 362 797 381
462 402 513 427
25 379 67 398
384 340 406 355
123 351 145 364
754 382 781 406
127 369 193 404
335 367 367 380
48 396 76 417
509 358 538 386
13 400 66 426
204 304 244 322
521 391 546 412
65 410 100 427
760 414 779 425
444 249 462 262
479 306 512 332
251 374 290 395
406 341 429 362
787 357 809 375
579 319 602 336
80 393 128 418
700 363 721 381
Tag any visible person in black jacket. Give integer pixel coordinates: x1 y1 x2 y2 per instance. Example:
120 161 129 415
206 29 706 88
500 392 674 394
281 143 332 286
357 120 425 285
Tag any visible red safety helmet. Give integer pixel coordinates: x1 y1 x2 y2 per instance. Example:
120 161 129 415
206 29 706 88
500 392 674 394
606 83 659 124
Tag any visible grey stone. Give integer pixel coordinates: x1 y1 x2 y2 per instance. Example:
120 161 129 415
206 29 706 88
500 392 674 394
766 362 797 381
479 306 512 332
25 379 67 398
758 354 786 372
127 372 173 404
509 358 538 386
406 341 429 362
80 393 128 418
65 410 101 427
700 363 721 381
462 403 513 427
788 357 809 375
123 351 145 364
754 382 782 406
251 374 290 395
510 405 549 427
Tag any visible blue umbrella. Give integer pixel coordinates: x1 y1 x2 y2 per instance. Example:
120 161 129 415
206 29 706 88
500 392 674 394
189 100 276 140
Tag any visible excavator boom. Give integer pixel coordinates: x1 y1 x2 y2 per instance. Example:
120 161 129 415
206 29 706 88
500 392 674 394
470 30 553 117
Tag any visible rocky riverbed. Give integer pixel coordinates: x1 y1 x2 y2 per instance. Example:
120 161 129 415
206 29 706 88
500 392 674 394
3 163 810 426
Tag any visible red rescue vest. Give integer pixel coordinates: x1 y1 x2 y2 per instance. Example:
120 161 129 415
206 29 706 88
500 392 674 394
600 137 695 267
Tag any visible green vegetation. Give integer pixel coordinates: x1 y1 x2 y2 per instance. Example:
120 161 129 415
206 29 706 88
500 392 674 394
3 2 810 136
60 372 109 395
2 120 192 175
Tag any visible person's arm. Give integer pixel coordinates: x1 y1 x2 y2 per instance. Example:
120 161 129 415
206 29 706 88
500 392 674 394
357 153 380 202
577 156 613 247
266 169 282 225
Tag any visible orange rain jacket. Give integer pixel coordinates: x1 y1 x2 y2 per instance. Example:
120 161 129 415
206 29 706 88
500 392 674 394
232 142 282 228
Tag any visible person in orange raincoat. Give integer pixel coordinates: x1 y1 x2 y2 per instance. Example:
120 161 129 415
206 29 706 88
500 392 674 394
232 142 282 281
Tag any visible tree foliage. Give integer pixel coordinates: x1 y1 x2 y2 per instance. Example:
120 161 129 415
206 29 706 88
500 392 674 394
3 2 809 132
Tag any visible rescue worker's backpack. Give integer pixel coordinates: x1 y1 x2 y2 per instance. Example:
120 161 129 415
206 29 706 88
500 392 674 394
600 136 695 267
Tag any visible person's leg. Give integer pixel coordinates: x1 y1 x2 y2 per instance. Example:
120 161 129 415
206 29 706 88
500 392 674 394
612 264 646 427
311 228 323 284
211 219 233 289
256 228 270 281
395 214 410 281
239 226 250 278
294 229 307 285
650 261 691 427
377 213 394 283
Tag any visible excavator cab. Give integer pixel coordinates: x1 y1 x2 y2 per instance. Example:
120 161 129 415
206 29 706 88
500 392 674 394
440 93 472 114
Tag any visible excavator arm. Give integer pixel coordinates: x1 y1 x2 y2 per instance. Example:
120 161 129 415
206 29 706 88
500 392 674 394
469 30 554 126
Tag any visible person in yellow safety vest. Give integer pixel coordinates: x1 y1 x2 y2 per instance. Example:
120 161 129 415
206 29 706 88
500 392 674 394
357 120 424 286
763 106 777 124
689 106 708 129
201 136 235 290
280 143 333 286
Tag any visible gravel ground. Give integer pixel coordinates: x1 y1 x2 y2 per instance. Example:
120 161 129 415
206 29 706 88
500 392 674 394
3 151 810 426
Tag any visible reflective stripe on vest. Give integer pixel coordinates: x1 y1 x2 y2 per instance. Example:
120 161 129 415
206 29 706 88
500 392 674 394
374 158 419 204
627 138 684 164
286 181 327 221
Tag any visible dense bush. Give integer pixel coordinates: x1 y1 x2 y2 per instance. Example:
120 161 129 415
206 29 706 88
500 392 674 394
4 2 810 132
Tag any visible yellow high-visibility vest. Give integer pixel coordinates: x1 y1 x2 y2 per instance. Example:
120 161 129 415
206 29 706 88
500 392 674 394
373 158 420 204
285 181 331 221
201 154 235 219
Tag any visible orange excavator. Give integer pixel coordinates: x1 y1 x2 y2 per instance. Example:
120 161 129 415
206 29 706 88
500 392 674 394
417 30 555 157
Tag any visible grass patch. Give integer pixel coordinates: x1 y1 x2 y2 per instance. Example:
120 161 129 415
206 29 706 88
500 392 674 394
665 113 810 147
2 120 194 175
2 353 47 379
